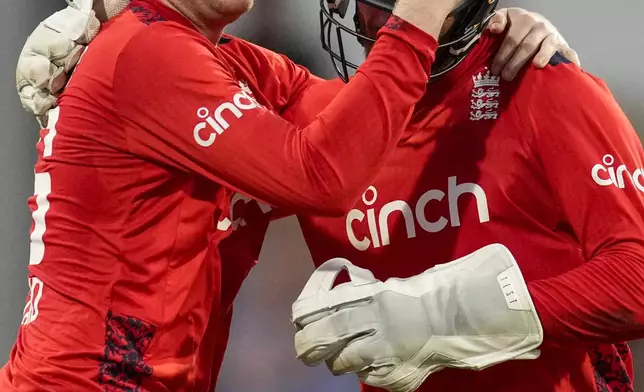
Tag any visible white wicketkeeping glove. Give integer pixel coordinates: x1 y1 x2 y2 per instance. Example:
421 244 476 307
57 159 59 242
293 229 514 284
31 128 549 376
16 0 130 126
292 244 543 392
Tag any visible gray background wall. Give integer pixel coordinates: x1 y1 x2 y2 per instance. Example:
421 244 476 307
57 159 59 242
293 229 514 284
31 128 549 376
0 0 59 360
0 1 642 391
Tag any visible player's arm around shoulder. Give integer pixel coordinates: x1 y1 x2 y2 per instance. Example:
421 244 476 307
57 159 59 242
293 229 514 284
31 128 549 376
217 35 327 114
281 78 346 126
111 20 404 216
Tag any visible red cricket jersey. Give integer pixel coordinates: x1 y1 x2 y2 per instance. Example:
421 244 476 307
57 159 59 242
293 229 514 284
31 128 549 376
1 0 439 390
285 32 644 392
195 196 274 390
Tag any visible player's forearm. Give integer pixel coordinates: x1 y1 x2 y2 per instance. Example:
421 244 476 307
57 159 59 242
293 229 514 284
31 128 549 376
528 242 644 345
115 17 437 216
285 17 438 213
212 18 438 216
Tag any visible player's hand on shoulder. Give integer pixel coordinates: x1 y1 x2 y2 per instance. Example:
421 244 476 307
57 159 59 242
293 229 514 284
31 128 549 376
16 0 129 127
487 8 580 81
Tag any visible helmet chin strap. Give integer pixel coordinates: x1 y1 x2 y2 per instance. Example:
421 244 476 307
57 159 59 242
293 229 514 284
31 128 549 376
445 11 495 44
450 31 484 56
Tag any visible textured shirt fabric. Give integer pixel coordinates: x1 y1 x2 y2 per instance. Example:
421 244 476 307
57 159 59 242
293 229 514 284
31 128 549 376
0 0 438 390
285 32 644 392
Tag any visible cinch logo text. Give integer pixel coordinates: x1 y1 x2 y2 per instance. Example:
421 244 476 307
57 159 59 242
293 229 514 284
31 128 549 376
346 177 490 251
591 154 644 192
193 89 262 147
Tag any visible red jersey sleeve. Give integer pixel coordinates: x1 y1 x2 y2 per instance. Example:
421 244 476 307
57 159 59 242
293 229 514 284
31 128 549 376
515 57 644 344
219 35 325 116
113 19 437 216
281 78 345 124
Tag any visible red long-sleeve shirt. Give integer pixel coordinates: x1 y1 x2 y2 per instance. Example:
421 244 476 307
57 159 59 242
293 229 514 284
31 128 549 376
283 32 644 392
7 0 439 390
113 5 436 216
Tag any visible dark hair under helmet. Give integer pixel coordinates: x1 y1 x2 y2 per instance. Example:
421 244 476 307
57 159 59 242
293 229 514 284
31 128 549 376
320 0 499 82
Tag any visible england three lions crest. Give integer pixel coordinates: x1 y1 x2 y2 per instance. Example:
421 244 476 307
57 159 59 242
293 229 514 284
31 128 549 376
470 69 500 121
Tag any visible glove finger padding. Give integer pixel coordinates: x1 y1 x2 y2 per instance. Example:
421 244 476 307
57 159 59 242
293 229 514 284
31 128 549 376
16 1 129 123
16 26 75 116
16 2 101 120
292 245 543 392
292 257 380 328
17 85 57 120
293 258 380 366
295 304 377 367
326 331 396 376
